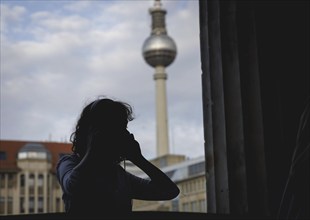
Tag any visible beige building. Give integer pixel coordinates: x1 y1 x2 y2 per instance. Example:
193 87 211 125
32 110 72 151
128 154 207 213
0 140 71 215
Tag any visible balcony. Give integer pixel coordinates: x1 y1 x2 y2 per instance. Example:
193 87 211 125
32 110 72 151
0 211 271 220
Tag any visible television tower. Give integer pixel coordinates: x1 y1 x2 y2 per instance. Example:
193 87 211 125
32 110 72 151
142 0 177 157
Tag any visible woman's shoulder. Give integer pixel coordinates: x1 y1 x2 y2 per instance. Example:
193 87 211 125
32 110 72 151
57 153 80 165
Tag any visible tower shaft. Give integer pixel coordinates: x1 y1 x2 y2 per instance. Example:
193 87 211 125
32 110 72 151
154 66 169 156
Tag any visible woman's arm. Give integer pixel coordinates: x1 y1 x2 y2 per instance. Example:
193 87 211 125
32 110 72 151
56 133 97 195
125 134 180 200
56 154 83 195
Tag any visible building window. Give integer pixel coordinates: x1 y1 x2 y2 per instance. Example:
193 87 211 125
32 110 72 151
185 182 189 194
20 174 25 195
159 157 167 167
20 174 25 187
190 181 194 192
188 161 205 176
0 151 7 160
0 174 5 188
8 173 14 188
47 175 50 209
191 201 198 212
182 202 190 212
56 198 61 212
0 196 4 214
20 197 25 213
29 173 35 195
38 174 44 187
38 197 43 213
18 151 47 160
38 174 44 195
172 198 179 211
199 199 206 212
7 197 13 214
29 173 35 186
29 196 34 213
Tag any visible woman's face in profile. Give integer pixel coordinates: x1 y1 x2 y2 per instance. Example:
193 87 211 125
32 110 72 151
91 124 130 161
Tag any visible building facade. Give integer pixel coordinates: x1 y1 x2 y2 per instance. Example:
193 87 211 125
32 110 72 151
0 140 72 215
128 154 207 213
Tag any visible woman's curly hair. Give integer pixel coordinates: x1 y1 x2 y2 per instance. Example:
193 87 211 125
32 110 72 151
70 97 134 157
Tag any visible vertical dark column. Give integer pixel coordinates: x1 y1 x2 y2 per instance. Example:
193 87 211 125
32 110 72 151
199 0 216 213
237 2 269 216
220 0 248 214
208 0 230 214
254 2 310 216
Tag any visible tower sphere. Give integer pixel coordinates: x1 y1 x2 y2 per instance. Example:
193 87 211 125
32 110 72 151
142 34 177 68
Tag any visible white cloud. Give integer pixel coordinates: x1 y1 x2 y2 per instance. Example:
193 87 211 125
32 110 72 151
35 14 90 32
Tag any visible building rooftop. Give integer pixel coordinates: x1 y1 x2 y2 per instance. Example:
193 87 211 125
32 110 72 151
18 142 52 161
0 140 72 172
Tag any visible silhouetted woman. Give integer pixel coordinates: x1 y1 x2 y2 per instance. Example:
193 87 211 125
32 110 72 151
56 97 179 218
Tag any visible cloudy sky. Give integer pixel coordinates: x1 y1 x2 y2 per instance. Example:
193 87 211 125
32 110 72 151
1 0 204 160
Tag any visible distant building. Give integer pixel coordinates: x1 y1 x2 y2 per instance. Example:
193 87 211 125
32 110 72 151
127 154 207 213
0 140 71 215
